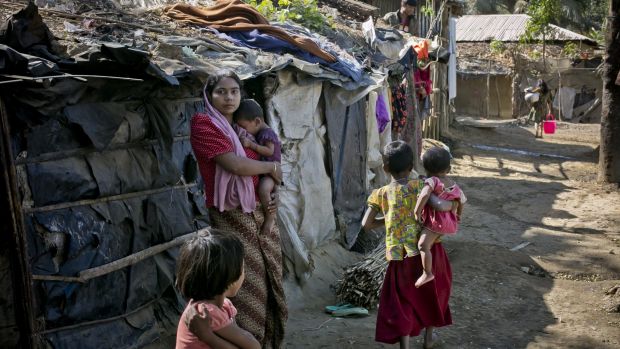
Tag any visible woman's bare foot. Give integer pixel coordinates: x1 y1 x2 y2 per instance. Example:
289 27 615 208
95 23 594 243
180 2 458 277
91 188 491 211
415 273 435 288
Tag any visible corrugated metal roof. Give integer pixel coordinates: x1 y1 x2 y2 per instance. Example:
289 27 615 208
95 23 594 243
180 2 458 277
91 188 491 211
456 14 595 44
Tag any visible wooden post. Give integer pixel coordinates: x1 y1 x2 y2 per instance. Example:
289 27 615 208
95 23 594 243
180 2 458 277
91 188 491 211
0 97 35 347
599 0 620 183
495 76 501 118
404 61 422 172
557 70 563 121
486 59 491 118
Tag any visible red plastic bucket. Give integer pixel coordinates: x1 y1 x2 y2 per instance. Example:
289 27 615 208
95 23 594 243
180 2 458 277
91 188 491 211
543 114 556 134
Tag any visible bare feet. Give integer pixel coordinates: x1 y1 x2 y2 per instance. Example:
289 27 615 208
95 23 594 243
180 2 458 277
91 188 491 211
415 272 435 288
423 332 438 349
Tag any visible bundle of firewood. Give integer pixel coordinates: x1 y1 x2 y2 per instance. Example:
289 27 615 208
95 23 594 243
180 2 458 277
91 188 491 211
335 245 387 309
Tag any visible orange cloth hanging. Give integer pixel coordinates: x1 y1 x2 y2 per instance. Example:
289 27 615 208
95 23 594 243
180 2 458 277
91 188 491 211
413 39 429 60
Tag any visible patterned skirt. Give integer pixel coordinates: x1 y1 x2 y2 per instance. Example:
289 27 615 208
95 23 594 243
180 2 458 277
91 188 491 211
208 208 287 348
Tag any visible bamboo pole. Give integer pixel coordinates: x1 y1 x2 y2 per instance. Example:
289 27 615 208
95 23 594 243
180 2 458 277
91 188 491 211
24 183 197 213
486 59 491 118
32 228 208 283
37 293 163 335
15 136 190 165
0 74 143 85
0 96 35 347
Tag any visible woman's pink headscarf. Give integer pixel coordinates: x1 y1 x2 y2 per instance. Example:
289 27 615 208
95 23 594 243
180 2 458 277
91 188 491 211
203 84 256 213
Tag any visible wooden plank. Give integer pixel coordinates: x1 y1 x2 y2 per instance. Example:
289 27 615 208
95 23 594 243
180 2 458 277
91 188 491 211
24 183 197 214
0 97 35 347
33 228 207 283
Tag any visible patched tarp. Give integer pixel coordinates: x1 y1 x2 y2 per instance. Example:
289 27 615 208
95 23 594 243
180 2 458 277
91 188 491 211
267 70 337 280
323 82 368 249
0 2 389 347
5 74 207 347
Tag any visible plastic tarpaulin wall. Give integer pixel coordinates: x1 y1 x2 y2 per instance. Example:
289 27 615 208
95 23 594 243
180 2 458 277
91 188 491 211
267 70 337 280
5 76 209 348
0 252 18 347
323 82 368 249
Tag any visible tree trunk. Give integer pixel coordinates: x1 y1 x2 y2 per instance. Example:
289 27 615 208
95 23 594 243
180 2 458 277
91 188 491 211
599 0 620 183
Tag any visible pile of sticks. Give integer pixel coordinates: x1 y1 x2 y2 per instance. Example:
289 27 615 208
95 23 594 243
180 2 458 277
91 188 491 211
335 245 387 309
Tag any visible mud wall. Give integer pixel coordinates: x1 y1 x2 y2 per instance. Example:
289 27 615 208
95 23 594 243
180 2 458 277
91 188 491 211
455 74 513 118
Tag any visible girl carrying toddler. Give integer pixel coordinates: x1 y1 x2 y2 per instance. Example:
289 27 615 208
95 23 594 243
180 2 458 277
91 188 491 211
362 141 455 349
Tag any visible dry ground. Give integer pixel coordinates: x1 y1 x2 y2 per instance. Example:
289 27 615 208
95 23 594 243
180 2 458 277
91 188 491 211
284 121 620 348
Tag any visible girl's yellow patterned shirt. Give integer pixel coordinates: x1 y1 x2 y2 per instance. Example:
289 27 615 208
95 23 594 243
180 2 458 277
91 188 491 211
367 179 424 261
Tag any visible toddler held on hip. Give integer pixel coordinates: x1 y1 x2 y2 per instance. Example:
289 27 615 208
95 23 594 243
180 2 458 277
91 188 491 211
234 99 282 234
362 141 456 349
175 230 260 349
414 146 466 288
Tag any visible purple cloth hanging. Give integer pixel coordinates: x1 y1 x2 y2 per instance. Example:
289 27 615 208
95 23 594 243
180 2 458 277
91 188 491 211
376 93 390 133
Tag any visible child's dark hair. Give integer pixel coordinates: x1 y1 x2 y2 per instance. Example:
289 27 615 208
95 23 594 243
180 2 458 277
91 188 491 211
383 140 414 174
536 79 549 94
175 229 244 301
234 99 264 122
422 146 451 176
204 70 243 103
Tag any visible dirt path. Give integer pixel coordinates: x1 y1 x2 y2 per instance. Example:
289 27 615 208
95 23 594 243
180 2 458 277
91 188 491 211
284 122 620 348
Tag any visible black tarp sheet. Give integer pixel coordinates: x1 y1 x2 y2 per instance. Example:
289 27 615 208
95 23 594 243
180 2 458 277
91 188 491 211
17 90 208 347
323 83 368 249
1 62 207 347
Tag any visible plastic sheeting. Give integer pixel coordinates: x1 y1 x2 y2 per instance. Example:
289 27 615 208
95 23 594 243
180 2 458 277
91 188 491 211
324 82 368 249
449 17 457 100
5 76 208 348
0 252 18 347
366 91 382 185
268 70 336 280
370 86 392 189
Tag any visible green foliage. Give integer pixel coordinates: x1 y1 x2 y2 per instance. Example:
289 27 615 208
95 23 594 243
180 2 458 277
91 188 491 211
490 39 506 55
420 4 435 18
247 0 332 31
529 49 542 60
521 0 561 43
562 42 579 58
588 27 605 46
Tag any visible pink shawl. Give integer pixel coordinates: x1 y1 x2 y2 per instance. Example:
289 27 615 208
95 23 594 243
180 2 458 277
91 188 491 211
203 87 256 213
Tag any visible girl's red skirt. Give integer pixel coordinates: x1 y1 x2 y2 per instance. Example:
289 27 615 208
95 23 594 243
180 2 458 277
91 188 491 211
375 243 453 344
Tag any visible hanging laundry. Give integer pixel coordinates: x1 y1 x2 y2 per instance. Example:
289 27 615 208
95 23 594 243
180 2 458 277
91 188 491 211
163 0 335 62
413 39 430 61
391 82 408 134
376 93 390 133
414 67 432 98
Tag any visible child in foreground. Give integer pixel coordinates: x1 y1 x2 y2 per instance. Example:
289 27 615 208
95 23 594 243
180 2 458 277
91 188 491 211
175 230 260 349
234 99 282 234
414 147 466 288
362 141 454 349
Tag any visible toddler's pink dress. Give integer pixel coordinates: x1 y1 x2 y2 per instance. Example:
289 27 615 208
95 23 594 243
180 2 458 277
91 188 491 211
421 176 466 235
